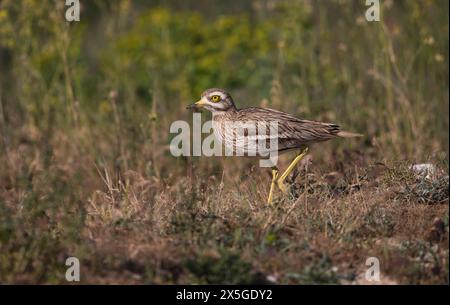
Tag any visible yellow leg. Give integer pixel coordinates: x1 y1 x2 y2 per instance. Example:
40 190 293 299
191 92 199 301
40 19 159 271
267 168 279 205
277 147 309 194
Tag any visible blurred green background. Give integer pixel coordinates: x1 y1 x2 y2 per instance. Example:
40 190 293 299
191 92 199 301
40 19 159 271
0 0 448 164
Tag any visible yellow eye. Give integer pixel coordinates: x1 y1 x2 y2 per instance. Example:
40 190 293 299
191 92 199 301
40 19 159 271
211 95 221 102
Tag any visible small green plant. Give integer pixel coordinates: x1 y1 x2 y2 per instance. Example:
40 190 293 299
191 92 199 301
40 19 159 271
185 247 263 284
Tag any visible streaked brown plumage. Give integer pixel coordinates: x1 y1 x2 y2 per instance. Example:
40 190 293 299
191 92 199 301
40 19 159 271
187 88 362 204
188 88 361 154
218 107 359 152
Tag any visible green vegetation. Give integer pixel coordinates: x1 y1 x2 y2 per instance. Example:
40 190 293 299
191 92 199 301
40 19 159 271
0 0 448 284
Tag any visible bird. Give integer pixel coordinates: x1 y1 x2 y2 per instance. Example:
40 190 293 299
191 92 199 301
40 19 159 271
187 88 362 204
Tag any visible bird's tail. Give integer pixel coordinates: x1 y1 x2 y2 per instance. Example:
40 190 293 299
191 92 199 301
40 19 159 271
337 131 363 138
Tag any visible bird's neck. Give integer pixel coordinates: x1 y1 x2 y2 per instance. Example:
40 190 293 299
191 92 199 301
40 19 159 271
212 108 237 120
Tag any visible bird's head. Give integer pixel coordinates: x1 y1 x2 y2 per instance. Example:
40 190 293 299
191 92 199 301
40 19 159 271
187 88 236 113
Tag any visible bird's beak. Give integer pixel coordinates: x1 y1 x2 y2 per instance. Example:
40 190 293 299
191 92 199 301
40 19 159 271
186 97 207 111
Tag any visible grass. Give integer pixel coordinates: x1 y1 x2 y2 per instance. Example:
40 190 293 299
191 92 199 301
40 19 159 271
0 0 449 284
1 145 447 284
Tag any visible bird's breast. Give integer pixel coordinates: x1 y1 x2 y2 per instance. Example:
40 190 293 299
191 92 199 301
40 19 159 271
211 114 280 156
